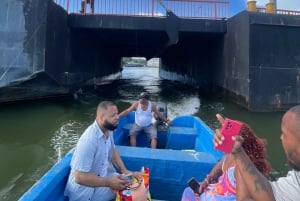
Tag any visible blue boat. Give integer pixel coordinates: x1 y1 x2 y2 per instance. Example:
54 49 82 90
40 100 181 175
19 111 223 201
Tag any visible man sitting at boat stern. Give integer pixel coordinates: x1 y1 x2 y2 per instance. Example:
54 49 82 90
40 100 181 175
64 101 142 201
118 92 171 148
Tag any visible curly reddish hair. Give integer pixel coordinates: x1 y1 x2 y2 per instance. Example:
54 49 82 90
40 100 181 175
239 123 271 177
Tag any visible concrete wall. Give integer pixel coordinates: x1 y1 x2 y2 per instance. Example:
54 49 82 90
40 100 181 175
219 11 300 111
0 0 72 102
248 12 300 111
0 0 48 87
217 11 251 108
1 1 300 110
160 11 300 111
0 0 122 102
69 29 122 86
45 0 71 85
160 32 224 92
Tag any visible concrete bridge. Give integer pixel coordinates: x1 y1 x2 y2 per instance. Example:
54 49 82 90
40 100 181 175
1 0 300 111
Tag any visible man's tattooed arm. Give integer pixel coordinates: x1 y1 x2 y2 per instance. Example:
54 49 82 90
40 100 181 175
233 148 275 201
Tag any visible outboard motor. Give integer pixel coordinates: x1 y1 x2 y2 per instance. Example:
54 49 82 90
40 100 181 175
154 102 168 130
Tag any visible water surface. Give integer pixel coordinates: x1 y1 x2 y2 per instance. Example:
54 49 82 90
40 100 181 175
0 67 288 200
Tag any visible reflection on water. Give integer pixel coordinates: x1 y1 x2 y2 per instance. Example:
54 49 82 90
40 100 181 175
0 66 289 200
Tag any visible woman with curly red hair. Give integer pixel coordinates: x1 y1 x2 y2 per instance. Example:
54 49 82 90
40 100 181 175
181 119 271 201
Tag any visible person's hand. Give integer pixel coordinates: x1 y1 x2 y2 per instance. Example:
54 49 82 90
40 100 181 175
110 175 128 190
213 113 226 146
132 171 143 180
166 119 172 126
198 181 208 194
213 114 244 154
231 135 244 154
122 170 143 180
216 113 225 124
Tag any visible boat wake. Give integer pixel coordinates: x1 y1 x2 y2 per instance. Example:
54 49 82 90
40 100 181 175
50 120 85 161
167 96 200 119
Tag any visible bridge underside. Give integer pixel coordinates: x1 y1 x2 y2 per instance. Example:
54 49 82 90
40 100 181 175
1 0 300 111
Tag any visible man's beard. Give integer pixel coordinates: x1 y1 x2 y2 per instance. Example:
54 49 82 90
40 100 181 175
103 120 118 131
286 151 300 171
287 160 300 171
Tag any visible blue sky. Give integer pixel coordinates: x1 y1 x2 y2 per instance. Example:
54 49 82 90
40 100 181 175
231 0 300 16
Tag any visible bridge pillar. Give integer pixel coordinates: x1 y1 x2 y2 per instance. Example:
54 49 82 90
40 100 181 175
221 11 300 111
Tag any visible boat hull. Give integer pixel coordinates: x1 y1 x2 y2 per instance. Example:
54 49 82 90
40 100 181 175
19 112 223 201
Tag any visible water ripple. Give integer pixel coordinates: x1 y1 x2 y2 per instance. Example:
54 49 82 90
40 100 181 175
50 120 86 160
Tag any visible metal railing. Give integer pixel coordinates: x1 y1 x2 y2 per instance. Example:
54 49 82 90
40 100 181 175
257 7 300 15
54 0 229 19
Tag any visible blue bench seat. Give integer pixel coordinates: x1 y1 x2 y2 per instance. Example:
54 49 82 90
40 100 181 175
166 126 198 150
117 145 218 201
120 123 168 148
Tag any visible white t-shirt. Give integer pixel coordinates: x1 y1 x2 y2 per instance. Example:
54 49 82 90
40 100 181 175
270 170 300 201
